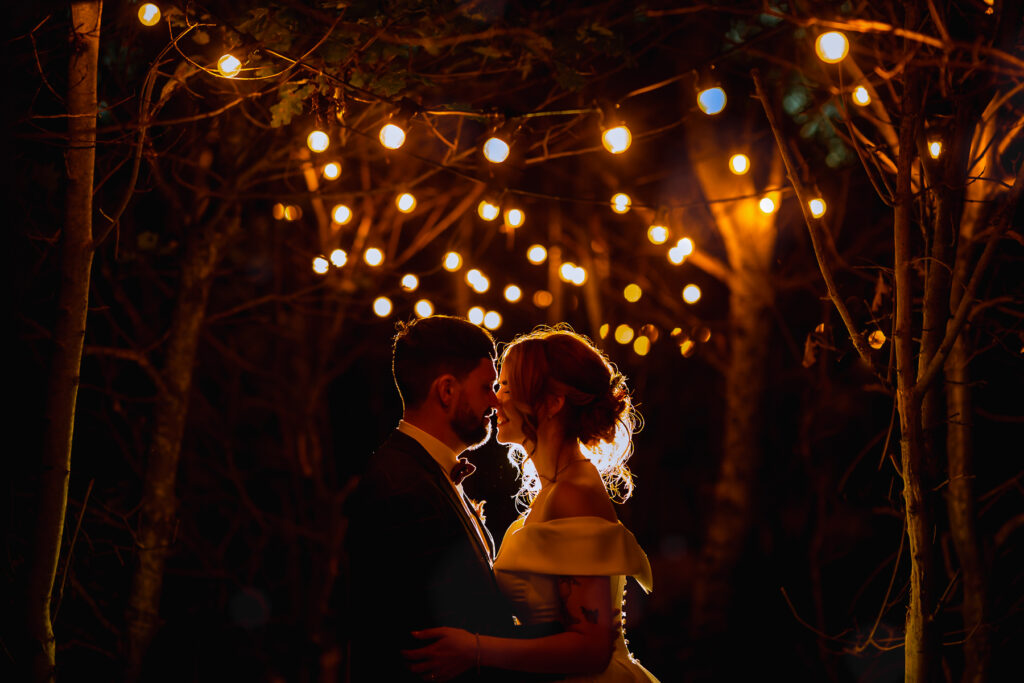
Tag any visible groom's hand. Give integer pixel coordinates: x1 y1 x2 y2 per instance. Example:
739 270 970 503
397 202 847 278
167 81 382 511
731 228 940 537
402 627 476 681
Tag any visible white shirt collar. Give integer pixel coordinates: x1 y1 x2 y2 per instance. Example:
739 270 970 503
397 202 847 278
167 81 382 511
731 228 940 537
398 419 460 476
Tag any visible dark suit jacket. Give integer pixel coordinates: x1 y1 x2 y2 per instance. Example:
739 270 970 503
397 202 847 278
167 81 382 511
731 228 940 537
343 430 533 682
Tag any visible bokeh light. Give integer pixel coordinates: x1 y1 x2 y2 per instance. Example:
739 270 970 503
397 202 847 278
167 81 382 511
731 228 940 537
648 225 669 245
307 130 330 153
401 274 419 291
467 306 485 325
852 86 871 106
483 137 510 163
729 153 750 175
483 310 502 330
815 31 849 64
928 140 942 158
610 193 631 214
138 4 161 26
217 54 241 78
682 284 702 304
602 125 632 154
312 256 329 274
331 204 352 225
527 244 547 264
614 324 635 345
478 200 500 221
364 247 384 267
697 87 726 115
808 198 827 218
329 249 347 267
396 192 417 213
869 330 887 349
624 284 642 302
504 208 524 228
504 284 522 302
322 162 341 180
443 251 462 271
633 336 651 356
379 123 406 149
533 290 553 308
759 196 777 214
414 299 434 317
466 269 490 293
373 297 393 317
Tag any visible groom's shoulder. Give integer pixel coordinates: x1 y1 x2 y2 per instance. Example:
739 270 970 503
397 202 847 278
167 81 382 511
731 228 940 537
353 431 431 494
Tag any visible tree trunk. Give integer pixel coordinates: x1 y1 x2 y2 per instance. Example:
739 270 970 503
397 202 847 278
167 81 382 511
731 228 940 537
27 3 102 680
124 210 237 682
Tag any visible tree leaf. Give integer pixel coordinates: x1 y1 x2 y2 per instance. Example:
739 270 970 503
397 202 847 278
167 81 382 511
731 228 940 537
269 83 315 128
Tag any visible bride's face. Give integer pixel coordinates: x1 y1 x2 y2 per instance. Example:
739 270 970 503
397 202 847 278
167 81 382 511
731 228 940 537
494 364 527 446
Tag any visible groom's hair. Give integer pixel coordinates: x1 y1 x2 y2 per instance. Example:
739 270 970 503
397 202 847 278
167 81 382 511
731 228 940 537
392 315 496 410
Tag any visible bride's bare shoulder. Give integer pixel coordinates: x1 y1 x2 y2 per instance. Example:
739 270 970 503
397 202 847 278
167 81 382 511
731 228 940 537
543 476 617 522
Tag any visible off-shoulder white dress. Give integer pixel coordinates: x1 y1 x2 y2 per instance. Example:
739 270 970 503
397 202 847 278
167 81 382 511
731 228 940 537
493 516 659 682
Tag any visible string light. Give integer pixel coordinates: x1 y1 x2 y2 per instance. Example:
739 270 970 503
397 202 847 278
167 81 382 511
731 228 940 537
483 310 502 330
466 269 490 293
682 284 702 304
504 208 525 228
379 123 406 149
614 324 635 344
329 249 347 267
307 130 330 153
364 247 384 266
331 204 352 225
869 330 887 349
401 274 419 291
808 198 827 218
504 284 522 302
633 336 651 356
648 224 669 245
729 153 750 175
414 299 434 317
697 87 727 115
396 192 417 213
527 244 548 264
928 140 943 158
478 200 500 221
482 137 510 163
624 284 642 302
533 290 553 308
312 256 329 274
815 31 849 64
138 3 161 26
468 306 485 325
373 296 393 317
759 196 778 214
601 125 632 154
322 162 341 180
443 251 463 271
610 193 631 214
852 86 871 106
217 54 242 78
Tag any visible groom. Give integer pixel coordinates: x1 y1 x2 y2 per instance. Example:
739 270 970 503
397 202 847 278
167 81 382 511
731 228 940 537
343 315 520 682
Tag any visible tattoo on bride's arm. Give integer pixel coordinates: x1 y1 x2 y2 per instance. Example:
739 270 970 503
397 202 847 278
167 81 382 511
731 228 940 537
558 576 601 627
581 606 599 624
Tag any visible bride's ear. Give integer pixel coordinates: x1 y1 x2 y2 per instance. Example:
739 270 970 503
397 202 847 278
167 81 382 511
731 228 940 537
539 394 565 420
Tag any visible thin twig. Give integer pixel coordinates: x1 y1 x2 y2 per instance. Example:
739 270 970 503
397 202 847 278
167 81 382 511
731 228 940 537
52 479 94 622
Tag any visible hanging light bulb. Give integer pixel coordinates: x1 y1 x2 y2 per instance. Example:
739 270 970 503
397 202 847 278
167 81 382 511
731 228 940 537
401 274 419 291
852 86 871 106
504 208 525 228
364 247 384 266
648 224 669 245
482 136 510 163
217 54 242 78
526 244 547 264
414 299 434 318
602 125 632 154
697 86 727 115
815 31 849 64
504 284 522 302
443 251 463 271
467 306 485 325
928 140 943 158
312 256 329 275
478 200 500 221
322 161 341 180
373 297 393 317
808 198 827 218
331 204 352 225
682 284 702 304
396 192 417 213
759 196 778 214
307 130 330 153
624 284 642 302
329 249 347 267
610 193 631 214
138 3 161 26
483 311 502 330
729 153 750 175
379 122 406 149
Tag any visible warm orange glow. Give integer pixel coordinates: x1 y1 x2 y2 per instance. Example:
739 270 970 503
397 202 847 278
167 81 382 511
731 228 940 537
138 3 161 26
483 310 502 330
759 196 777 214
679 339 696 357
610 193 631 214
396 192 417 213
682 284 702 304
504 284 522 302
532 290 553 308
624 284 642 302
478 200 499 221
329 249 347 268
466 269 490 293
467 306 485 325
443 251 462 271
322 161 341 180
483 137 510 163
414 299 434 317
527 244 547 264
677 237 694 256
928 140 942 158
331 204 352 225
272 203 286 220
373 297 393 317
815 31 849 63
648 225 669 245
283 205 302 221
614 324 634 345
667 245 686 265
697 87 726 115
401 274 419 291
599 323 609 339
869 330 887 349
379 123 406 149
852 86 871 106
602 125 632 154
364 247 384 266
808 198 827 218
729 153 750 175
633 336 650 356
307 130 330 153
559 263 586 285
312 256 329 274
217 54 242 78
504 208 524 228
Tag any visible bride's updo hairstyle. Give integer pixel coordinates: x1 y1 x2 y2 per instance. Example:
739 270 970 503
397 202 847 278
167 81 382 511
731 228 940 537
500 325 639 508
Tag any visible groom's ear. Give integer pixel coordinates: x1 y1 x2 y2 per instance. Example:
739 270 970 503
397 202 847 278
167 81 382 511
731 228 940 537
434 374 458 409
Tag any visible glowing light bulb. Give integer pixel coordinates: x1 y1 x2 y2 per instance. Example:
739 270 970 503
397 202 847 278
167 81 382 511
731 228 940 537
364 247 384 267
648 225 669 245
443 251 462 271
504 208 524 228
729 154 750 175
614 324 634 345
667 245 687 265
331 204 352 225
478 200 499 221
138 3 161 26
373 297 393 317
697 87 727 115
682 284 702 304
283 205 302 221
466 269 490 293
559 262 577 283
869 330 887 349
610 193 631 214
815 31 849 64
307 130 330 153
633 336 650 356
602 125 632 154
928 140 942 159
379 123 406 149
624 284 642 302
396 192 417 213
322 162 341 180
504 284 522 302
312 256 329 274
852 86 871 106
599 324 609 339
414 299 434 318
759 196 777 214
272 203 286 220
526 245 547 264
467 306 485 325
217 54 242 79
483 137 510 163
571 265 587 285
532 290 553 308
329 249 347 267
483 310 502 330
677 237 694 256
808 198 827 218
401 273 419 291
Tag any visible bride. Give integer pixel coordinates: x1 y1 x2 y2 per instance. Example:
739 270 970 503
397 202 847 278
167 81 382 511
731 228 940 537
404 326 658 682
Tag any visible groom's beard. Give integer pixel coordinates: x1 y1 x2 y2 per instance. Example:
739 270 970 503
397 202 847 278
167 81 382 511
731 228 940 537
452 398 491 451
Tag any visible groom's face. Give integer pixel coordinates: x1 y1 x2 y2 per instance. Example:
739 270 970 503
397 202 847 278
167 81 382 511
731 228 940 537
451 357 499 451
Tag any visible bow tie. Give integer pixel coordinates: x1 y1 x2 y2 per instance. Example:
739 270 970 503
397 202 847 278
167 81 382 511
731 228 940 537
449 458 476 486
